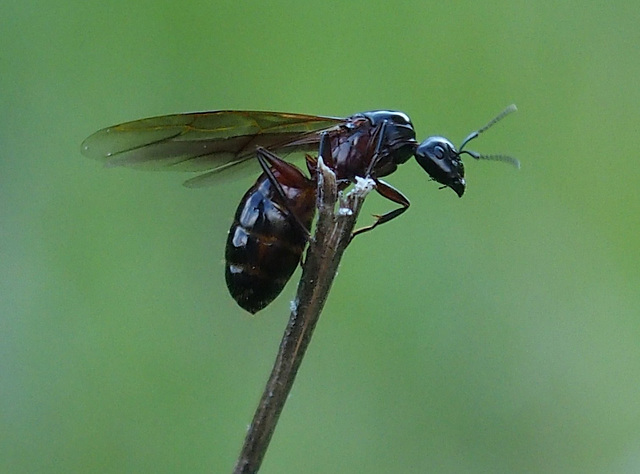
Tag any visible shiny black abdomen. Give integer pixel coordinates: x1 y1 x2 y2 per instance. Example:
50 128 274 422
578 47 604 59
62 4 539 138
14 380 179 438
225 174 314 314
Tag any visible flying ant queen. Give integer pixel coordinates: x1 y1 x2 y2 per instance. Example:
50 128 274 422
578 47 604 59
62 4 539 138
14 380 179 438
82 105 517 313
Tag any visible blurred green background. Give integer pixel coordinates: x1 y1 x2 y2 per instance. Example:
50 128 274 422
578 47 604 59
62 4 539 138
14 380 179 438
2 1 639 473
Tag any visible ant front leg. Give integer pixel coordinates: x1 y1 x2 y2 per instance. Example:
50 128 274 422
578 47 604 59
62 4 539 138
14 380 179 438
365 120 389 177
350 179 410 241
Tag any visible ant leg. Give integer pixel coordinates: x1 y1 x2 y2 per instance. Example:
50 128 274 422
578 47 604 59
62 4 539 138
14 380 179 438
317 132 335 169
255 147 312 238
364 120 389 177
351 179 410 240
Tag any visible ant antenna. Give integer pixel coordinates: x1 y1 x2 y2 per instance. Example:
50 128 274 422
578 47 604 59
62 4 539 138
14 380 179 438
463 150 521 169
459 104 517 151
458 104 520 169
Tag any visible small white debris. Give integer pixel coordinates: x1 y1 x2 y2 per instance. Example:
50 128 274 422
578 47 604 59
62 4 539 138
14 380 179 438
353 176 376 193
353 176 375 194
290 297 299 315
337 207 353 216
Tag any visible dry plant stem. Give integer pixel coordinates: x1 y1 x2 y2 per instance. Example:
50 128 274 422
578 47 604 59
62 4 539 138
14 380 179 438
232 159 373 474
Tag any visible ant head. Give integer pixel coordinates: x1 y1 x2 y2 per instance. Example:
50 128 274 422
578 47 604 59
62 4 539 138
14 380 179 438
415 136 466 197
414 105 519 198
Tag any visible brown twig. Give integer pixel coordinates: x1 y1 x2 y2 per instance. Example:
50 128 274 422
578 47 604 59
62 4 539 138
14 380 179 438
232 158 374 474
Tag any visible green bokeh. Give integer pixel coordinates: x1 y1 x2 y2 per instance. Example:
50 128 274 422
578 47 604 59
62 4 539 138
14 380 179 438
2 1 639 473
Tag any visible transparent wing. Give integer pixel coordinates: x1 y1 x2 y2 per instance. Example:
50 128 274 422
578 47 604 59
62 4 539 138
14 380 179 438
81 110 345 181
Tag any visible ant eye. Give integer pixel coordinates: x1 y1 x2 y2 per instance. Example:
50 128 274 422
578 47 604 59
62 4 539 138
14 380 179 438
434 145 445 159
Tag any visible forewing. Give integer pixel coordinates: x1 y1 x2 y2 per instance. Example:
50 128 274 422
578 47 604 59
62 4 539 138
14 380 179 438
80 110 344 175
